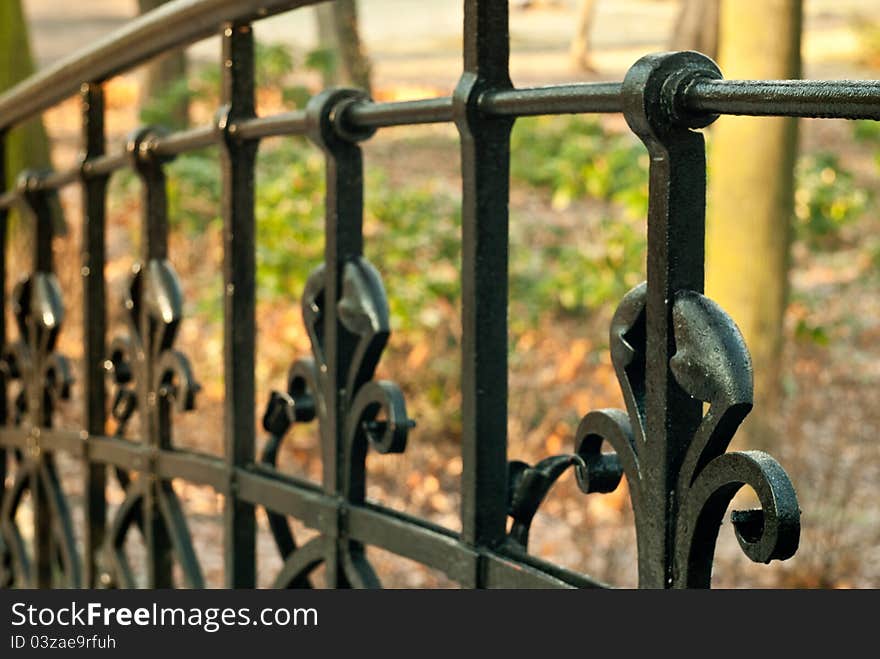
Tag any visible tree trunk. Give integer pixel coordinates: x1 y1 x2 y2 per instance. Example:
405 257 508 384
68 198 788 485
569 0 598 72
0 0 52 191
705 0 802 447
669 0 720 60
138 0 188 128
314 0 372 94
0 0 63 244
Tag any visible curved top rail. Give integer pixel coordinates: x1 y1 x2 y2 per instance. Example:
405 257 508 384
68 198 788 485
4 0 879 135
0 0 323 131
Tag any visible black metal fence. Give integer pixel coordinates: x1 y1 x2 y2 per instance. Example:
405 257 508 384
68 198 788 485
0 0 876 589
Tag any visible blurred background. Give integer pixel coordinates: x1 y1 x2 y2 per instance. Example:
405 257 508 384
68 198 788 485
2 0 880 587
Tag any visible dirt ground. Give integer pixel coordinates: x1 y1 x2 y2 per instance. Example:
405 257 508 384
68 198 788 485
7 0 880 588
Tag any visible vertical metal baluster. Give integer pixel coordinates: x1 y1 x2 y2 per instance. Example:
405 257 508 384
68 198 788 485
24 180 55 587
305 88 373 589
129 130 173 588
621 52 721 588
453 0 514 584
0 132 6 569
218 21 257 589
81 82 108 588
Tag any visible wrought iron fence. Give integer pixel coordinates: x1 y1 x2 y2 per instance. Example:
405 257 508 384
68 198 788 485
0 0 877 589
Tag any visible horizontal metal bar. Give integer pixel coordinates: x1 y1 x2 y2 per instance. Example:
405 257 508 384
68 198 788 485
86 435 149 470
0 190 15 211
0 0 326 131
483 554 579 589
39 168 81 191
83 151 127 178
39 429 85 457
490 544 608 589
348 504 477 583
234 464 594 588
157 448 228 489
685 78 880 120
6 77 878 211
0 150 118 203
86 435 227 489
0 427 84 456
344 97 455 129
0 424 600 587
480 82 624 116
231 110 308 140
236 465 332 529
0 426 28 450
152 124 216 157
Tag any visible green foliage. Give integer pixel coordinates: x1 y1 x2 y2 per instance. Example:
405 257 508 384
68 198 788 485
136 81 880 341
793 317 831 346
140 41 316 127
146 108 659 339
364 175 460 332
253 141 326 299
159 139 461 333
510 116 649 318
255 42 295 88
852 118 880 144
509 215 646 327
157 139 325 317
852 120 880 270
164 149 222 228
138 48 880 345
794 152 870 247
304 47 338 82
511 116 649 215
139 76 191 128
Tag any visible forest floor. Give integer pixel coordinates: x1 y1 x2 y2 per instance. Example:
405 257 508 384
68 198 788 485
7 0 880 588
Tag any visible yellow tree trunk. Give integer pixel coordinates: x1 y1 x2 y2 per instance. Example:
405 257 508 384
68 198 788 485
706 0 802 446
314 0 372 94
569 0 598 72
138 0 188 128
669 0 720 61
0 0 52 190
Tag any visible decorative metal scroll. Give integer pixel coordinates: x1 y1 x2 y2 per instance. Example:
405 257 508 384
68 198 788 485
101 128 203 588
0 0 811 591
504 52 801 588
259 88 413 589
507 283 800 585
261 260 412 588
0 173 79 588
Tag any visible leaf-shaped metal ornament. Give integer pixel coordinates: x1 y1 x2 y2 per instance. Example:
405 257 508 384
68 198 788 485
0 177 79 587
510 281 800 587
260 257 412 588
102 258 202 588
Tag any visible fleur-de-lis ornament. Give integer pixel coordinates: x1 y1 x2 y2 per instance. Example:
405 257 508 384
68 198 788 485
505 283 801 586
505 52 800 588
261 259 413 588
101 127 202 588
258 88 413 589
0 173 79 587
